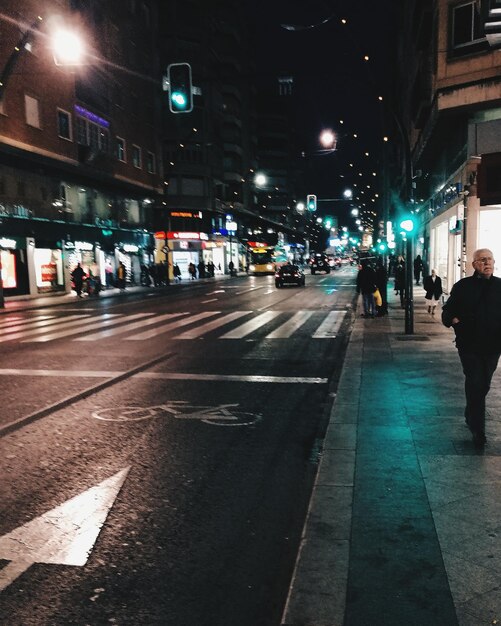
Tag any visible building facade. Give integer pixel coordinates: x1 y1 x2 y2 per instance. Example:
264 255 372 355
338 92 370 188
0 0 162 299
397 0 501 292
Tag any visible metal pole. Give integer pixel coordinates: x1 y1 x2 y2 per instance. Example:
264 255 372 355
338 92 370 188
404 235 414 334
0 253 4 308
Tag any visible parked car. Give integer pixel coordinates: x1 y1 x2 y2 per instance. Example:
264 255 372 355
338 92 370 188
310 253 331 274
275 264 305 288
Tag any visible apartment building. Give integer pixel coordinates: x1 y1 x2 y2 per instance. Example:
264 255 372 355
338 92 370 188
0 0 162 298
397 0 501 292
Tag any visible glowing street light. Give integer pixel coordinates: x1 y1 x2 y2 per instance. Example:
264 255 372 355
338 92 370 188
254 173 268 187
320 129 336 149
52 28 86 66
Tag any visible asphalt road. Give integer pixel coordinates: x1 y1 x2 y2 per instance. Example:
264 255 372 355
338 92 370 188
0 267 357 626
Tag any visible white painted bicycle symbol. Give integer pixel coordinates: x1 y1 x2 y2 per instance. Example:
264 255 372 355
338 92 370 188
92 401 261 427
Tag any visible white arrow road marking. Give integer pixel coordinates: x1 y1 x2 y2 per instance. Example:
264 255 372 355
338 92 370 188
0 467 130 592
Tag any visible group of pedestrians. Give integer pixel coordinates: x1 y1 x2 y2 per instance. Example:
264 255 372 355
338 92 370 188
356 258 388 318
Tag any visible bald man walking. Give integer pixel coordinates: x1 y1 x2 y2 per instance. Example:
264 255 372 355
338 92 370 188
442 248 501 447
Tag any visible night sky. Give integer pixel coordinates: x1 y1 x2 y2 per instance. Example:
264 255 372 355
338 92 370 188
250 0 399 225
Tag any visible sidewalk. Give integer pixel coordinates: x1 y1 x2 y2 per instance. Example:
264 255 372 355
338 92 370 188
283 284 501 626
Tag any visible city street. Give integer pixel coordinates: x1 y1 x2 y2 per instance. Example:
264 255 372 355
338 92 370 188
0 267 357 626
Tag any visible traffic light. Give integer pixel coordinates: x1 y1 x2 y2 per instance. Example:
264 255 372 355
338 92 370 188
167 62 193 113
307 194 317 212
399 216 416 233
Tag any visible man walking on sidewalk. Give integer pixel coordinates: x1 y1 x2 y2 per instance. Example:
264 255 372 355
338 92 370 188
442 248 501 447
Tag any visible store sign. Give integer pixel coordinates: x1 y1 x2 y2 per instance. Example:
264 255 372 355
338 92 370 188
75 241 94 251
0 238 17 249
155 231 167 240
170 211 202 219
122 244 139 253
226 221 237 232
167 232 208 240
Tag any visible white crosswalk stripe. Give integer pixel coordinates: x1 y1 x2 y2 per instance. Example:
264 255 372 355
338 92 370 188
265 311 314 338
127 310 220 340
176 311 250 339
21 314 143 343
219 311 282 339
312 311 344 338
1 310 348 343
75 312 183 341
0 314 92 342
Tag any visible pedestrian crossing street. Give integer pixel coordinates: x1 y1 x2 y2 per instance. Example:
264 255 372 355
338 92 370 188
0 309 348 343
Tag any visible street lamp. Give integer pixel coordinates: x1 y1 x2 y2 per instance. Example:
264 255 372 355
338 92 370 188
51 28 86 66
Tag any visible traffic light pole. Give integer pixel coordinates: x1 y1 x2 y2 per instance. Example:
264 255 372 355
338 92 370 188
404 235 414 334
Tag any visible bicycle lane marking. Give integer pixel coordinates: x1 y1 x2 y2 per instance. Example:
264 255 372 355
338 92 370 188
92 402 262 427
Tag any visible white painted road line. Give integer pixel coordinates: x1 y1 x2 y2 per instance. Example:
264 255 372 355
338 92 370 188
176 311 250 339
127 310 220 340
0 314 56 331
0 369 327 384
0 314 94 342
266 311 314 338
312 311 344 338
219 310 281 339
22 313 138 343
136 373 328 384
76 312 185 341
0 467 130 591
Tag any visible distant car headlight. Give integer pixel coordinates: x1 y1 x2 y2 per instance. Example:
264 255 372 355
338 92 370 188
266 264 273 270
249 264 256 271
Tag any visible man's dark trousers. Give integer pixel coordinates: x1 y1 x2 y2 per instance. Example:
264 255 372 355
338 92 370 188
459 350 500 434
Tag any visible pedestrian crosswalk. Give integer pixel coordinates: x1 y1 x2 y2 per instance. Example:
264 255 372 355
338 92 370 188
0 309 348 343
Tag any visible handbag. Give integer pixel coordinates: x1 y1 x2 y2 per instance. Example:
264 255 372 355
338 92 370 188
373 288 382 307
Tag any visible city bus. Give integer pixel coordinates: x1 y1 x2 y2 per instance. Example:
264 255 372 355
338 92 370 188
248 245 276 275
247 244 290 274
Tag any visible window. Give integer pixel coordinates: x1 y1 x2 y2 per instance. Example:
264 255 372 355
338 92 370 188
116 137 126 162
147 151 156 173
25 94 41 128
132 144 142 168
75 115 109 153
57 109 72 140
451 2 483 50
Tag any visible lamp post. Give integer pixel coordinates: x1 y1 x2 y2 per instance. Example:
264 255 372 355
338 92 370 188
400 218 415 334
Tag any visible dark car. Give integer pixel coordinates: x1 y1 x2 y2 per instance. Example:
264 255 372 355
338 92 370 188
310 253 331 274
275 264 305 288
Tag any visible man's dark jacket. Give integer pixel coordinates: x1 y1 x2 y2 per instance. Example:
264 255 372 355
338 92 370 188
442 273 501 353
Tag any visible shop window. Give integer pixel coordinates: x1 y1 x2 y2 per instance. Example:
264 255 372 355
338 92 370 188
132 144 142 168
450 2 483 51
116 137 126 162
57 109 72 140
147 151 156 173
25 94 41 128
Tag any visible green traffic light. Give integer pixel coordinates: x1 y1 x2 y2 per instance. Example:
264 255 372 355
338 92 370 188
171 92 187 108
400 218 415 232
